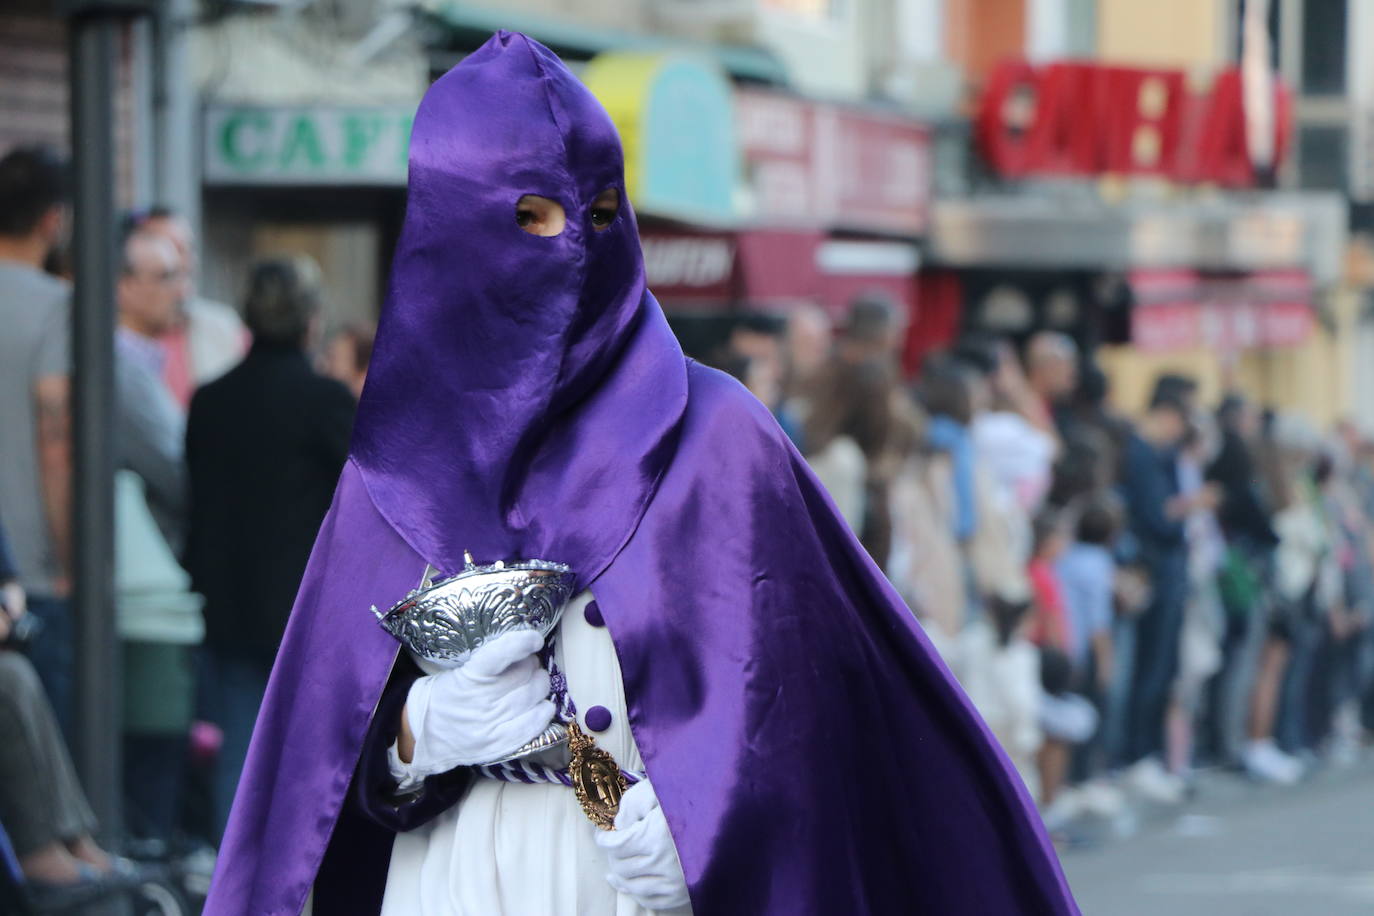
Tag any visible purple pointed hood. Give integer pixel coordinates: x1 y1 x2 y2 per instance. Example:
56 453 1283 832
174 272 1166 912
351 30 687 585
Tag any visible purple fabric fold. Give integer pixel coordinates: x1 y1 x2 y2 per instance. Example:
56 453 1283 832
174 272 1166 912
204 30 1079 915
593 364 1076 913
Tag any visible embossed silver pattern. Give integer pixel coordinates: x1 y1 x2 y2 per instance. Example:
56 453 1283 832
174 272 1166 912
371 552 576 764
372 554 574 667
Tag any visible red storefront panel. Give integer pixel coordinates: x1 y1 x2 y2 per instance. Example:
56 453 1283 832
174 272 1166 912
1129 269 1314 352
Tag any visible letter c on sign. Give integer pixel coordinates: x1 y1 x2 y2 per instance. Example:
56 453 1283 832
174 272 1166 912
220 111 272 172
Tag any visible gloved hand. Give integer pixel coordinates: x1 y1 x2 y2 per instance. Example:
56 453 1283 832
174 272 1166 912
400 630 555 779
594 779 690 911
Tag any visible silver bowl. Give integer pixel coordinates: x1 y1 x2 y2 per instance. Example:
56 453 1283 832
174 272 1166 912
372 551 575 764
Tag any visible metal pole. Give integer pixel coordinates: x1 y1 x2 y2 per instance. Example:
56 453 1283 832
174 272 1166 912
152 0 199 229
69 10 123 842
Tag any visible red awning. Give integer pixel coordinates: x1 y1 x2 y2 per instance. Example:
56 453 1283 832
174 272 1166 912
1129 269 1313 353
641 226 917 323
640 227 822 310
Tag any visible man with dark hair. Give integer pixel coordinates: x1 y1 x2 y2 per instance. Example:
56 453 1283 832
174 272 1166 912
184 255 356 837
1150 372 1199 412
839 290 902 366
725 311 794 441
1118 393 1212 800
0 145 75 735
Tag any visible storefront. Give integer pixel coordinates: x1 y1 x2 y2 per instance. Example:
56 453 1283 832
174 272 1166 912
582 51 932 357
196 47 935 352
199 104 415 326
921 57 1350 418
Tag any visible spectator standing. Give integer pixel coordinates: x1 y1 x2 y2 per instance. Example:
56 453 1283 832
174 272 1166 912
1057 496 1120 693
115 228 202 842
1023 331 1078 437
184 257 355 836
969 340 1057 548
132 206 250 408
0 146 75 736
780 303 833 444
1118 393 1195 801
1056 494 1121 793
115 230 189 549
1231 410 1309 784
887 404 969 658
1206 395 1282 771
917 357 979 546
803 358 893 540
1271 441 1341 762
1320 438 1372 766
1165 420 1225 783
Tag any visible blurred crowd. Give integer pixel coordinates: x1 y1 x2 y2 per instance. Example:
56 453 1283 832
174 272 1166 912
706 289 1374 839
0 145 373 901
2 136 1374 903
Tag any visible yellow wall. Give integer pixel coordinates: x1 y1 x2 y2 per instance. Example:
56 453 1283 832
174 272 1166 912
1099 291 1358 427
1095 0 1227 70
1098 345 1226 415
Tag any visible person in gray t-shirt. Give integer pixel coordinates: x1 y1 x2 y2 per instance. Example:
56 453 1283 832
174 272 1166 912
0 145 75 735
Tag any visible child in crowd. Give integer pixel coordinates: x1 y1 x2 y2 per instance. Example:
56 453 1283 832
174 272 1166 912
1026 511 1099 822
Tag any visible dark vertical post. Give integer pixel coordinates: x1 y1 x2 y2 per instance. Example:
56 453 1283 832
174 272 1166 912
68 9 123 840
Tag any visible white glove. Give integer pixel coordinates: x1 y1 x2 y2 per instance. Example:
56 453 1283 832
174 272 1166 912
594 779 690 911
398 630 555 780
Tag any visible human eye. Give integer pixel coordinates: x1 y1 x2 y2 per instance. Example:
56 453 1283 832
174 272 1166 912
515 195 565 237
590 188 620 231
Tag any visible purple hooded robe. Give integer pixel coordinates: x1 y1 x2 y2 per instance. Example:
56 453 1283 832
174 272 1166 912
203 31 1079 916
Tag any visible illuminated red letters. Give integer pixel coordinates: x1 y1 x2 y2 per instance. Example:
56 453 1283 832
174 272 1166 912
977 60 1291 186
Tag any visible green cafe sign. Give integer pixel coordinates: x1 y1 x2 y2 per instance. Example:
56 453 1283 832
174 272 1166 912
204 106 416 185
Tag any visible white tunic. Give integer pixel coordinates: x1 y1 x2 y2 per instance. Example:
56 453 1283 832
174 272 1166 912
376 590 692 916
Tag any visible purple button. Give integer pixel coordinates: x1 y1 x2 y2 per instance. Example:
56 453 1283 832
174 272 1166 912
583 600 605 627
585 705 612 732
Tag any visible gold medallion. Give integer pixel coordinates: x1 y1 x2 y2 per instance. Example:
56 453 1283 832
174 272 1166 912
568 719 628 830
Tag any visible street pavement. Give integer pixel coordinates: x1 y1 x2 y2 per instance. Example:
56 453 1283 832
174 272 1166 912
1062 758 1374 915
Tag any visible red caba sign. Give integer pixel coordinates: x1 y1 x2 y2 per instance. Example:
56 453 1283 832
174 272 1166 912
977 60 1292 186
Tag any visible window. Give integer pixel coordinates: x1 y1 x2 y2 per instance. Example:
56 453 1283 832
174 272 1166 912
1298 124 1348 190
1300 0 1346 95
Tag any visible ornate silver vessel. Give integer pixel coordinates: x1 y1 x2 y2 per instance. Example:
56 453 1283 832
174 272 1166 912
372 551 575 764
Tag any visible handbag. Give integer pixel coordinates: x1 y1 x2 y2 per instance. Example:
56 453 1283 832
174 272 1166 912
1216 545 1260 618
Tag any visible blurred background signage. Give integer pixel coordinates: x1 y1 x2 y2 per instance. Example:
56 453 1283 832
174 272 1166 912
737 88 932 234
204 106 414 185
977 60 1293 186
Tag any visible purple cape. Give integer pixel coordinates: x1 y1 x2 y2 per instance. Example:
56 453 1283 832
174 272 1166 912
205 31 1078 915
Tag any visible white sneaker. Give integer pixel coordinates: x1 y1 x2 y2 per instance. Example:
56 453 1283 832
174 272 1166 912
1041 788 1086 831
1243 739 1303 785
1078 779 1128 818
1125 757 1186 804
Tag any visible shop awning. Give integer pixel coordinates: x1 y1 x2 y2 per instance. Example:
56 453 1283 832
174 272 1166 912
1128 269 1314 353
642 228 818 309
929 192 1347 285
419 2 790 84
641 226 917 319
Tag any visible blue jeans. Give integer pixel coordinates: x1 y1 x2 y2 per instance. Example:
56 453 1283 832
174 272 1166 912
1125 552 1189 764
200 652 271 841
21 595 74 746
1103 614 1137 769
